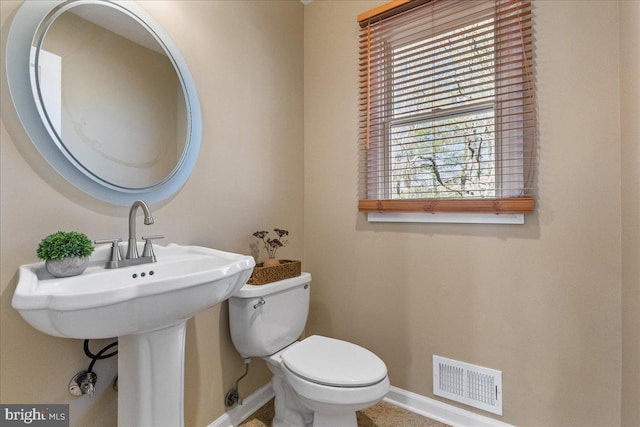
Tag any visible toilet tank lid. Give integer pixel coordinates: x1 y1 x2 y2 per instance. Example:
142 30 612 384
281 335 388 387
232 272 311 298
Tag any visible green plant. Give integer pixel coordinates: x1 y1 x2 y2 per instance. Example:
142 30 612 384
36 231 94 261
253 228 289 258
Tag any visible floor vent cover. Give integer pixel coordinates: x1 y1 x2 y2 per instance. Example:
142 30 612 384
433 355 503 415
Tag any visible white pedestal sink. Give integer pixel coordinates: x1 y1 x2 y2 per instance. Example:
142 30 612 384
12 243 255 427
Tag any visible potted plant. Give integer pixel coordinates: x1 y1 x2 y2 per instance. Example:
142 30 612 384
37 231 94 278
250 228 300 285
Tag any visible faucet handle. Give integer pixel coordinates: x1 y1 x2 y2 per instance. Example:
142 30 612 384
94 238 123 269
141 235 164 261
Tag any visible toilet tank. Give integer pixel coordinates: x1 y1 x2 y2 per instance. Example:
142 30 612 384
229 272 311 358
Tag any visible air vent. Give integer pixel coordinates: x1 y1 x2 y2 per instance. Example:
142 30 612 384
433 355 503 415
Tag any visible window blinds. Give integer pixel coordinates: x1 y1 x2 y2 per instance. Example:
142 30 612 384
358 0 535 214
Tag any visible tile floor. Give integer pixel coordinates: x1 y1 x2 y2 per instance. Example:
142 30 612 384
239 398 451 427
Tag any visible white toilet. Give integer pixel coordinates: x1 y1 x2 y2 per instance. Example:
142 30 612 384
228 272 390 427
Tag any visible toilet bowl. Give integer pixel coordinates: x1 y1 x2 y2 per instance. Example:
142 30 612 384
228 273 390 427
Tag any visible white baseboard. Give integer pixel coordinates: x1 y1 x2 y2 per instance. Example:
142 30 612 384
207 383 515 427
384 386 516 427
207 382 275 427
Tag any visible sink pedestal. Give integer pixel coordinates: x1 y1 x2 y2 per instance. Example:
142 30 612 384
118 321 187 427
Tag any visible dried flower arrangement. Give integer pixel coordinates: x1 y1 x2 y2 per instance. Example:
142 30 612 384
252 228 289 261
249 228 300 284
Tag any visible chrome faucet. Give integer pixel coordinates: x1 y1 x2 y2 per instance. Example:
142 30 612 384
126 200 154 259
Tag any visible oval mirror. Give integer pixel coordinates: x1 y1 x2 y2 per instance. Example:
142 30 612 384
6 0 201 205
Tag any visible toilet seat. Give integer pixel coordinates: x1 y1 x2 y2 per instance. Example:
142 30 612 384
282 363 390 407
281 335 388 387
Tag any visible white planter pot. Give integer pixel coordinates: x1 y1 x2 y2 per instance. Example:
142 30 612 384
45 256 89 278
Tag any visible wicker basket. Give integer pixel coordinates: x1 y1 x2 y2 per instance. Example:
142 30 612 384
247 260 301 285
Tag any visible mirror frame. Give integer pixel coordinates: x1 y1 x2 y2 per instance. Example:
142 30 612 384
6 0 201 206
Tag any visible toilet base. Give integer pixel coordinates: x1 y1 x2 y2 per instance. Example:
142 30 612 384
270 369 313 427
267 359 367 427
271 400 357 427
312 412 357 427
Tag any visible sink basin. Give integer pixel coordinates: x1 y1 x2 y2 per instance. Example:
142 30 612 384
13 243 255 339
12 242 255 427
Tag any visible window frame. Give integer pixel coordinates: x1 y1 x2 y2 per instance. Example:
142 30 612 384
357 0 535 218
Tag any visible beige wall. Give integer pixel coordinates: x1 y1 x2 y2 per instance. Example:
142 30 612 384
2 1 637 427
304 1 623 426
0 1 303 427
620 1 640 426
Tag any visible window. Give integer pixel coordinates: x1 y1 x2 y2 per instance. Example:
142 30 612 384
358 0 535 216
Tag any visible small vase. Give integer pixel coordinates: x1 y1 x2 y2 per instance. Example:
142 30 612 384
45 256 89 278
263 257 280 268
